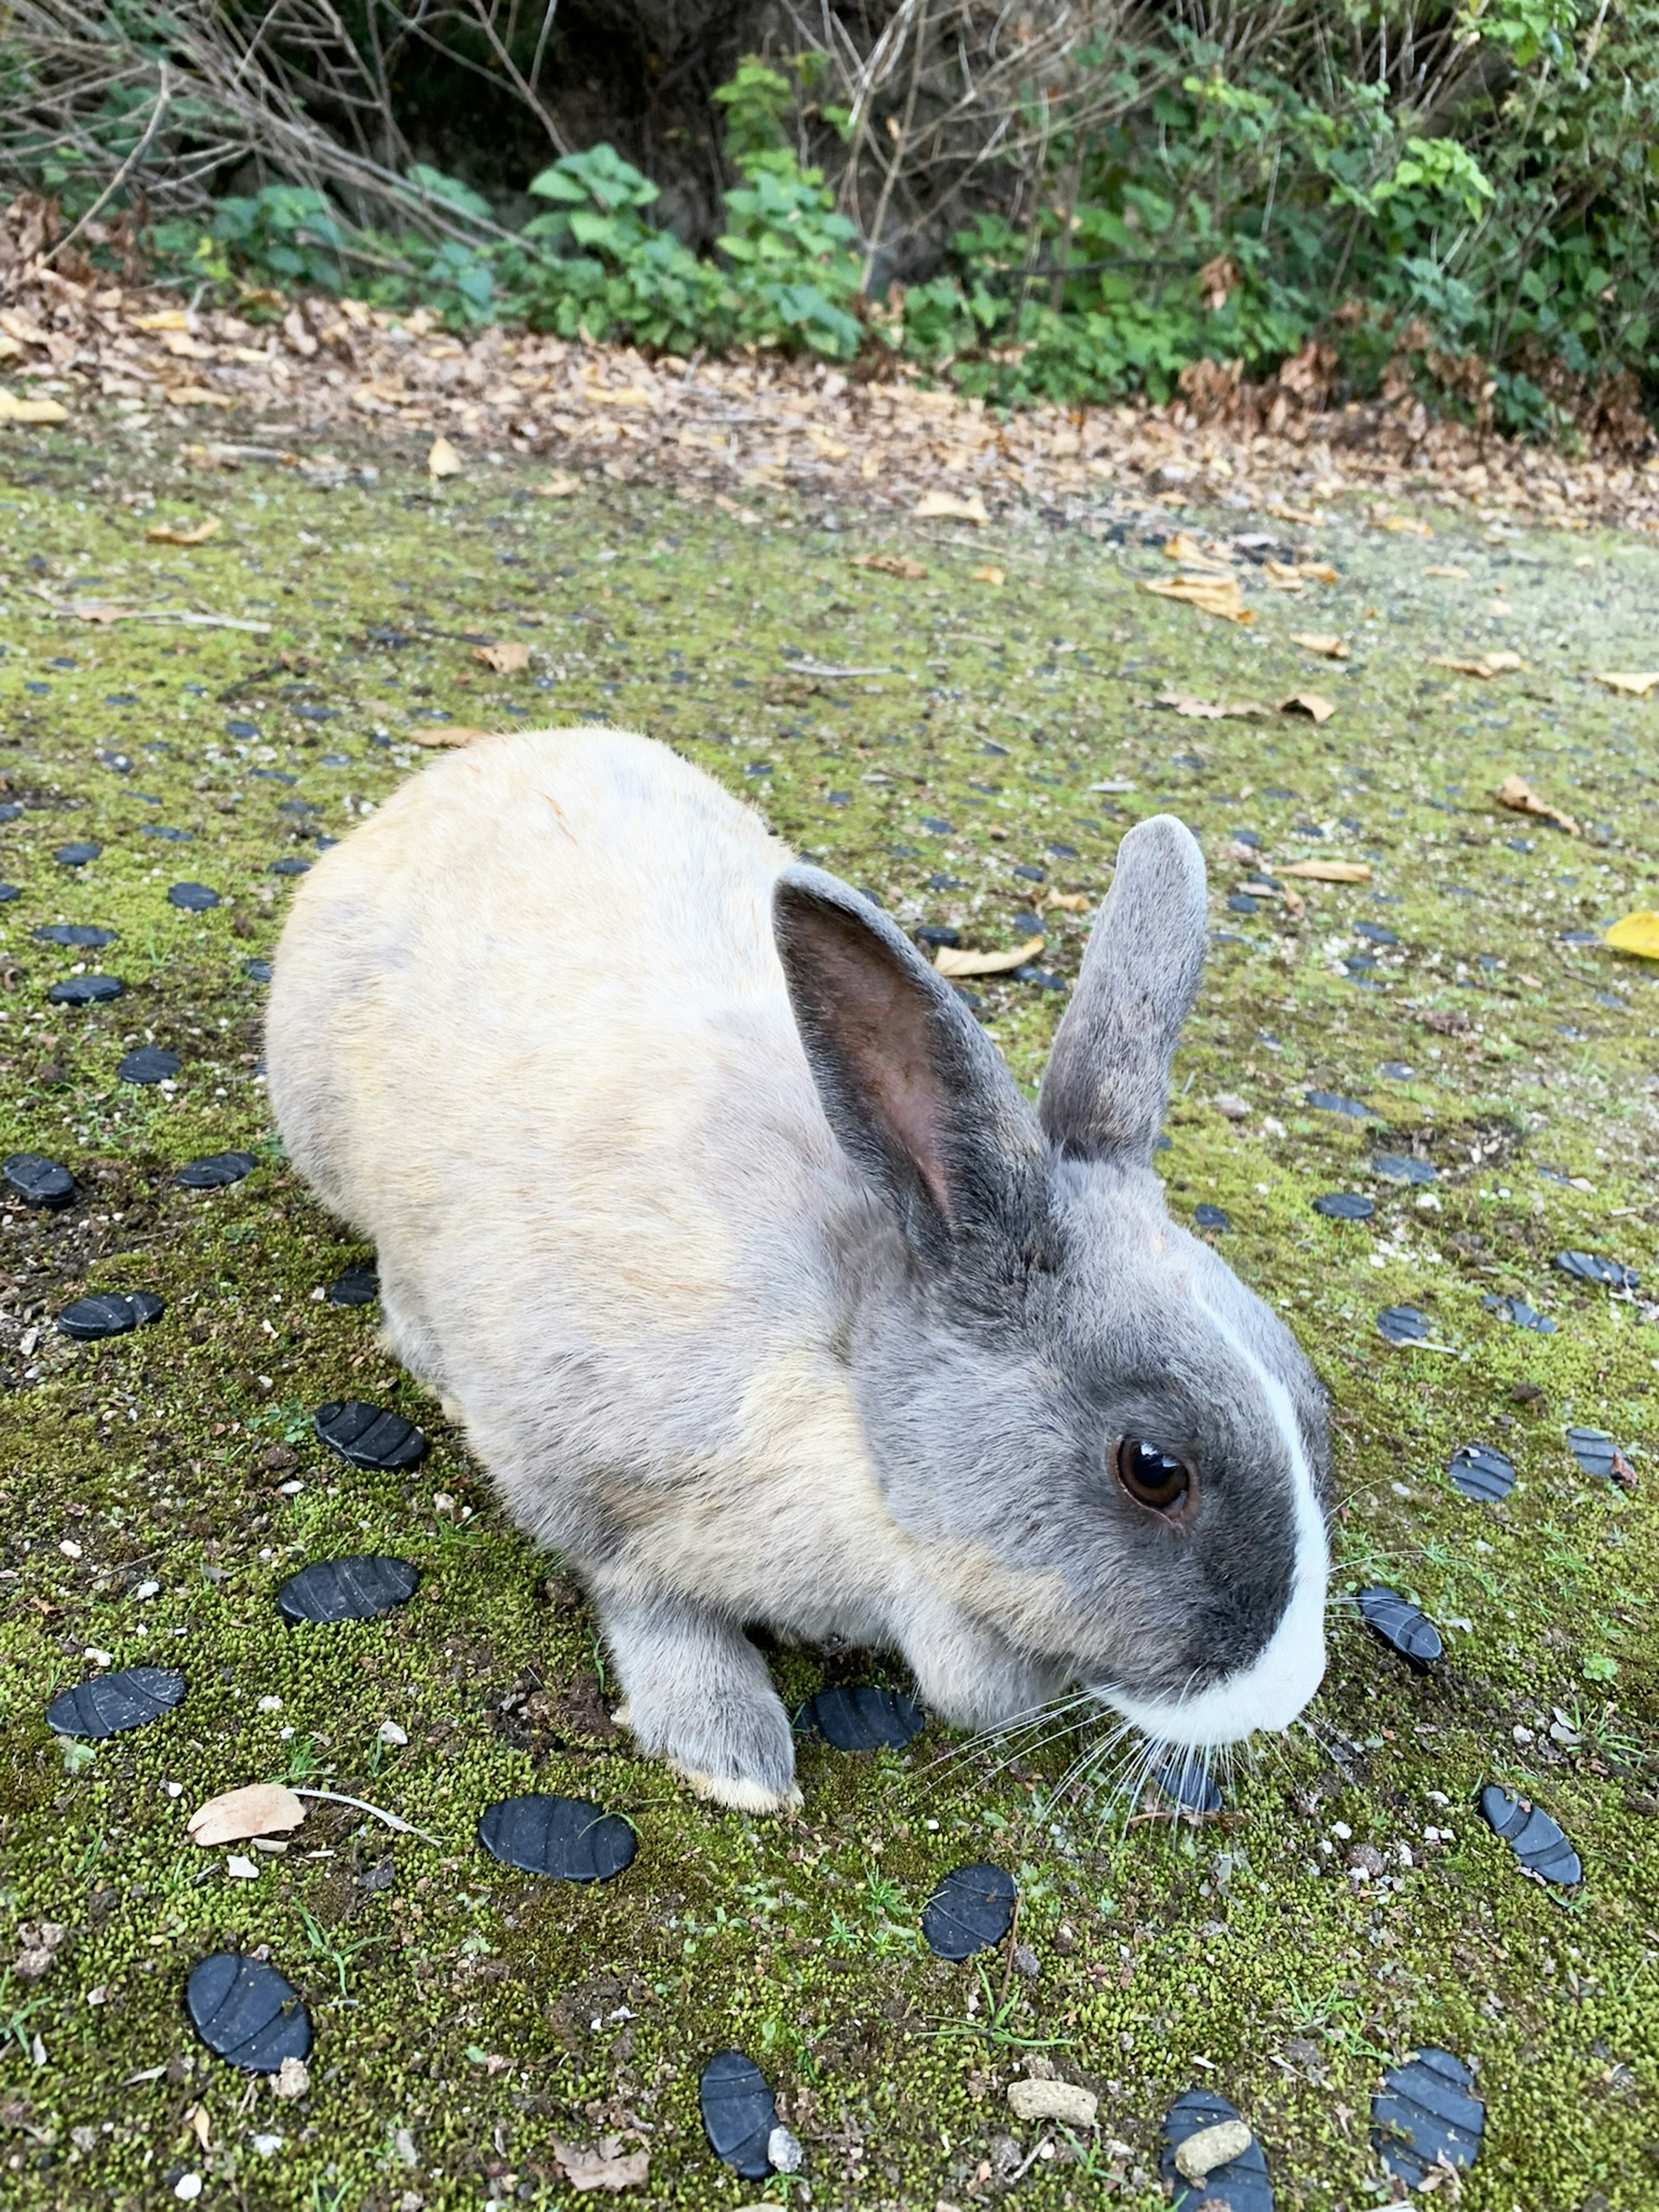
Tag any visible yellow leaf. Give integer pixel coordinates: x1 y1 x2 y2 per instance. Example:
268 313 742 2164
472 640 530 675
187 1783 306 1848
132 310 191 332
852 551 927 580
145 517 221 547
1427 650 1523 678
1605 910 1659 958
1278 690 1335 723
915 489 989 525
1290 632 1348 658
806 424 851 460
533 471 582 498
1143 575 1252 625
970 564 1006 586
1264 560 1305 592
1163 531 1230 569
1494 774 1580 837
407 725 495 748
934 934 1045 979
712 493 763 527
0 391 68 425
1297 562 1340 585
1423 564 1470 579
1155 693 1268 720
1040 892 1090 914
1375 513 1433 536
1593 671 1659 696
164 385 236 410
160 330 215 360
427 435 464 479
579 382 657 409
1265 499 1321 526
1281 859 1372 883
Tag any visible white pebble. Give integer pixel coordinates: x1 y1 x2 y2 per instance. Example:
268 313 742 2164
1330 1821 1352 1841
174 2176 202 2202
378 1720 408 1747
258 1696 283 1713
226 1855 259 1881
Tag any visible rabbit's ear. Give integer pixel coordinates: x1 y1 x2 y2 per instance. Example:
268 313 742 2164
1038 814 1208 1164
775 866 1045 1255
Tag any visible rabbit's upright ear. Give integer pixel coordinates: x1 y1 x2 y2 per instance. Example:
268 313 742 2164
775 867 1046 1257
1038 814 1208 1165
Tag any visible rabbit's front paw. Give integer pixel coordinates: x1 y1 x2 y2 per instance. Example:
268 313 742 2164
596 1586 800 1816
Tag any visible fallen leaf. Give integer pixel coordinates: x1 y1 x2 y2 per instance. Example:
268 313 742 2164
1281 859 1372 883
553 2140 651 2194
1282 883 1306 915
970 564 1006 586
1039 891 1090 914
1163 530 1231 569
1593 671 1659 696
1427 650 1523 677
579 383 657 410
1265 499 1321 526
1374 513 1433 537
1495 774 1581 837
1155 693 1268 720
164 386 237 410
852 551 927 580
1290 632 1349 658
132 310 191 332
712 493 763 526
1297 561 1340 585
1604 911 1659 957
0 391 69 425
1143 575 1252 625
1423 564 1470 579
935 934 1045 979
146 518 221 546
188 1783 307 1847
1263 560 1305 592
407 725 495 748
1279 690 1335 723
472 640 530 675
427 435 463 479
533 471 582 498
915 489 989 525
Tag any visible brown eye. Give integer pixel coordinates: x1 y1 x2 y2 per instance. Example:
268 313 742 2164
1114 1437 1193 1516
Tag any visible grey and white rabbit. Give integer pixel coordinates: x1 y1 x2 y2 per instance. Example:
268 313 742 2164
267 728 1329 1812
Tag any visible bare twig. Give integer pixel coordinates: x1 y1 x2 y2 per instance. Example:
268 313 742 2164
291 1787 443 1845
41 61 173 267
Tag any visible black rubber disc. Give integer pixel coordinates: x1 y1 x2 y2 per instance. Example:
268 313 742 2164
1358 1586 1443 1671
1371 2048 1484 2186
1372 1154 1436 1184
1313 1192 1373 1220
46 1665 185 1739
1482 1294 1556 1334
270 857 311 876
1554 1249 1639 1290
699 2050 777 2180
56 1290 164 1341
168 882 221 911
48 975 124 1005
1160 2088 1274 2212
1567 1427 1619 1479
118 1045 181 1085
1153 1753 1223 1814
276 1554 419 1626
1479 1784 1581 1885
54 841 102 867
922 1863 1017 1959
477 1794 636 1882
186 1954 312 2073
3 1152 75 1208
175 1150 259 1189
797 1684 924 1752
313 1399 427 1471
243 958 273 983
1193 1203 1231 1230
34 923 114 949
1305 1090 1371 1118
1448 1443 1515 1502
1376 1305 1432 1345
327 1264 379 1308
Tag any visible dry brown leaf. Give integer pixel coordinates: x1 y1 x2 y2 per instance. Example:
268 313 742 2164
1039 891 1090 913
1278 690 1335 723
1593 671 1659 696
0 391 68 425
427 435 463 479
712 493 762 527
1495 774 1581 837
1143 576 1252 625
188 1783 307 1848
146 517 221 546
935 934 1045 979
1263 560 1305 592
1290 632 1348 659
1155 693 1268 720
970 564 1006 586
1281 858 1371 883
579 383 656 410
915 489 989 525
852 551 927 580
1265 499 1321 526
472 640 530 675
1423 564 1470 579
1375 513 1433 537
1427 650 1523 678
1281 883 1306 915
132 309 191 332
1163 530 1230 569
407 725 495 748
553 2140 651 2194
1297 561 1340 585
164 385 236 410
533 471 582 498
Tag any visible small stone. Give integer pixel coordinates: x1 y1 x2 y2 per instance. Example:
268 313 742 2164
1448 1444 1516 1502
3 1152 75 1208
1358 1586 1443 1671
922 1863 1017 1958
119 1044 183 1085
767 2124 804 2173
168 883 222 912
226 1854 260 1881
188 1955 312 2074
1478 1783 1582 1885
1346 1843 1386 1878
48 974 124 1006
1372 1154 1436 1185
1371 2048 1484 2186
313 1399 427 1471
1007 2079 1098 2128
1376 1305 1432 1345
1313 1191 1373 1220
477 1794 637 1882
699 2051 777 2180
1212 1093 1250 1121
175 2174 203 2201
1175 2118 1253 2184
276 1555 419 1626
377 1720 408 1747
175 1150 259 1189
796 1683 923 1752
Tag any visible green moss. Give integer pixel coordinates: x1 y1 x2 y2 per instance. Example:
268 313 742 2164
0 433 1655 2209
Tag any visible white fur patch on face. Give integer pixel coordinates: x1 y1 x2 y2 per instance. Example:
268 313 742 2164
1104 1307 1328 1749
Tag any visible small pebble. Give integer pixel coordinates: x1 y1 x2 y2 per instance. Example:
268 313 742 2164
699 2051 778 2181
1358 1586 1443 1672
186 1954 312 2073
477 1794 636 1883
922 1863 1017 1959
3 1152 75 1209
1371 2048 1484 2186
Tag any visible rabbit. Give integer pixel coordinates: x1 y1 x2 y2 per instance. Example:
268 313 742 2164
266 727 1330 1814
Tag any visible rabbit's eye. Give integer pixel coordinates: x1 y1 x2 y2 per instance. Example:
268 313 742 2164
1114 1437 1192 1516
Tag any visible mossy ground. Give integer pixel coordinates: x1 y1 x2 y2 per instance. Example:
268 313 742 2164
0 427 1656 2212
